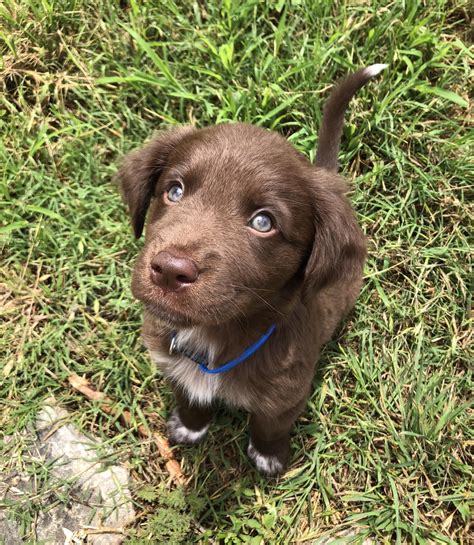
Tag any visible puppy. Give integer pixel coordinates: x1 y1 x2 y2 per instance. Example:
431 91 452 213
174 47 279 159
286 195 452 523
117 65 386 477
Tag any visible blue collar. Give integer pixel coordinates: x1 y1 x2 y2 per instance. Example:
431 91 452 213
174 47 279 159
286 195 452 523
169 324 276 375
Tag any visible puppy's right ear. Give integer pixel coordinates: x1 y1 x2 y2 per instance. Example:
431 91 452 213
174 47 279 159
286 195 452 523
116 126 195 238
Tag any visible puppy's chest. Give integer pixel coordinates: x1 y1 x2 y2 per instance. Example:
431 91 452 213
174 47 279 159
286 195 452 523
150 349 220 406
146 328 250 408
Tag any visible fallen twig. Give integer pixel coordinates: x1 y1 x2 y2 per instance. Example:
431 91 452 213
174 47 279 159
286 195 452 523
63 525 125 545
68 373 184 485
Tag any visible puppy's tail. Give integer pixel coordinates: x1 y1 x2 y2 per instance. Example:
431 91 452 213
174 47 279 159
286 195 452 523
315 64 387 172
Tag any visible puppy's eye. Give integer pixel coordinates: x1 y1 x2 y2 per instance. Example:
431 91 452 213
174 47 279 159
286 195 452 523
249 212 273 233
166 183 184 203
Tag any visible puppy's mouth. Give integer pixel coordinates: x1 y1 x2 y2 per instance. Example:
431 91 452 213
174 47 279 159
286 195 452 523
143 299 195 328
132 266 227 327
132 277 196 326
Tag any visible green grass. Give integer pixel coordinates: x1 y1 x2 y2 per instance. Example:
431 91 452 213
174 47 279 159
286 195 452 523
0 0 472 543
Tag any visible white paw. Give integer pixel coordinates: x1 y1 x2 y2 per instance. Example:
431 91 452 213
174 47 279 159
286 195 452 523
167 411 209 445
247 440 285 477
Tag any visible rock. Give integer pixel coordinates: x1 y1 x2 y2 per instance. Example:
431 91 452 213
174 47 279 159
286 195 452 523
0 402 135 544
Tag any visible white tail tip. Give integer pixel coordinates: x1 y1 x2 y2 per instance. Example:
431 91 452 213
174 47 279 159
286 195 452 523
363 63 388 78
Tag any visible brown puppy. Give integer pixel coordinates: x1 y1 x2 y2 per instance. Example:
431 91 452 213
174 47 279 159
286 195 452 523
117 65 386 477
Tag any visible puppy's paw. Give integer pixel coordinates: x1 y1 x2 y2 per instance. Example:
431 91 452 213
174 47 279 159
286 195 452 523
247 440 286 478
167 410 209 445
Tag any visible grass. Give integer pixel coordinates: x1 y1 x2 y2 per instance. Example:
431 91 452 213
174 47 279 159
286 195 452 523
0 0 472 543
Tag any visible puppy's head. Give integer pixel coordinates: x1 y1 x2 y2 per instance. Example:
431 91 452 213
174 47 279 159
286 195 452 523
117 123 365 328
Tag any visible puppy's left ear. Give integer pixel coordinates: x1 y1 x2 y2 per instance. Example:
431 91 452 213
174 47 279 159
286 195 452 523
304 170 367 293
116 126 195 238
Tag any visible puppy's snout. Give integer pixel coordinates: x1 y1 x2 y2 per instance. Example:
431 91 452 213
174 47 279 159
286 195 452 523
150 251 199 292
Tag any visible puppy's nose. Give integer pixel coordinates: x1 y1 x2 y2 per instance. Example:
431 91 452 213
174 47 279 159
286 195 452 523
150 251 199 292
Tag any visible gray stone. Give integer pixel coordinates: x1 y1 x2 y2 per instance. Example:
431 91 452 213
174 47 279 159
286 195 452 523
0 402 135 544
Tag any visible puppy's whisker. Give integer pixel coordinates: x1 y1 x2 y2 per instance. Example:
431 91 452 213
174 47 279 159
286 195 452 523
230 284 285 316
229 283 278 294
211 294 247 332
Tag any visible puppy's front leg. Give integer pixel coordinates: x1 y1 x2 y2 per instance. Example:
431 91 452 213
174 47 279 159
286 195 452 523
248 400 306 478
167 388 213 445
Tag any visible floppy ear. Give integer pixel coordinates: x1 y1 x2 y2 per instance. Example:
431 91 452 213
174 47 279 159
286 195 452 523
304 169 367 293
116 126 195 238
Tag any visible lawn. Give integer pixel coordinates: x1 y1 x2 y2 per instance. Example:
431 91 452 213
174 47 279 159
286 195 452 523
0 0 472 543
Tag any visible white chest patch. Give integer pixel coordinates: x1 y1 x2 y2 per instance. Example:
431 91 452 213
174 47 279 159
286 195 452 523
147 327 222 406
